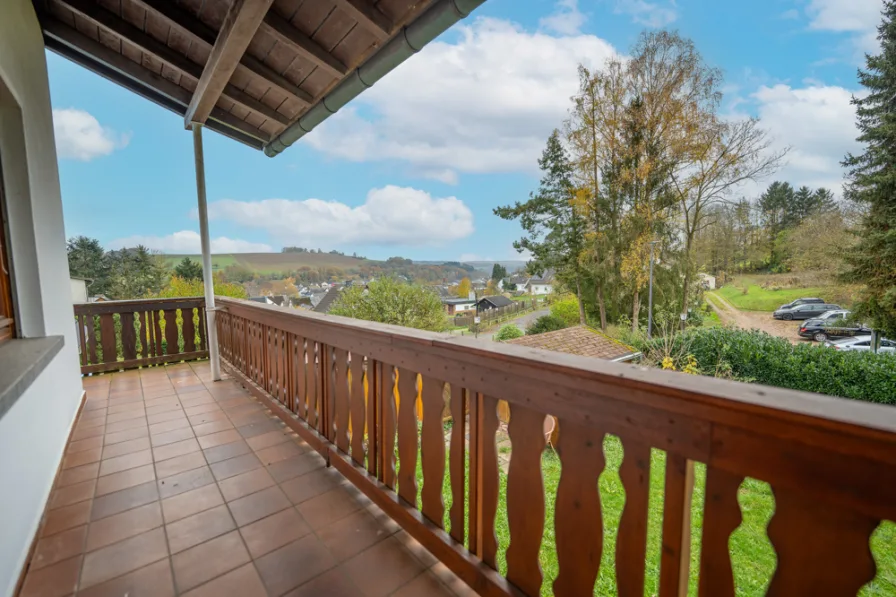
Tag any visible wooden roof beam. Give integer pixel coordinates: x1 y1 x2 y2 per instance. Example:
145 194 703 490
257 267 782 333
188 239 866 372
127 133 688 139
40 17 270 146
185 0 276 126
261 12 348 78
56 0 290 126
132 0 313 106
331 0 392 41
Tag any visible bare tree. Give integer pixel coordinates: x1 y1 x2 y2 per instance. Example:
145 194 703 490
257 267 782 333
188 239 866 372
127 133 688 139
672 117 788 327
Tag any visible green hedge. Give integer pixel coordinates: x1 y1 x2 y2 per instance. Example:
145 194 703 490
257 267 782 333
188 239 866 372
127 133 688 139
644 327 896 404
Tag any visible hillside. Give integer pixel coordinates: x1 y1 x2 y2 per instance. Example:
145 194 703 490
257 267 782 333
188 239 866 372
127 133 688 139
163 252 367 274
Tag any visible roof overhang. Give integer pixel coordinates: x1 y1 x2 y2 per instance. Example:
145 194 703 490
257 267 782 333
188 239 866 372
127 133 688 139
34 0 486 155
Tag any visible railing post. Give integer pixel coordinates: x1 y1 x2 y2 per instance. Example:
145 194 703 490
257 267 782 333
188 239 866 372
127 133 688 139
192 123 221 381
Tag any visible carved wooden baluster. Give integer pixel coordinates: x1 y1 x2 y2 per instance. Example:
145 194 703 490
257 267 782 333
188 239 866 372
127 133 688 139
616 438 651 597
278 330 287 404
350 354 366 467
334 348 351 453
380 364 397 489
420 376 446 527
659 454 696 597
183 307 196 353
506 403 547 596
449 385 467 544
697 466 742 597
306 341 319 429
293 336 306 418
553 419 604 596
366 361 379 478
765 487 879 597
99 313 116 364
473 394 500 569
120 312 137 362
197 306 206 352
153 311 163 357
396 367 419 505
164 308 179 356
76 313 88 366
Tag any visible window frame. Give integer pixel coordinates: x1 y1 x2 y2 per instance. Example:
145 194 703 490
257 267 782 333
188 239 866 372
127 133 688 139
0 157 14 345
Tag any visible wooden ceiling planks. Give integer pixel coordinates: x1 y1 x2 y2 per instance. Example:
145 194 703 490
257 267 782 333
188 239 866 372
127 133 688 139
36 0 437 150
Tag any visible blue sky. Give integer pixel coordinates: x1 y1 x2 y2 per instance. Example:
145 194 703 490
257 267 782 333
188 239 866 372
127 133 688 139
48 0 879 261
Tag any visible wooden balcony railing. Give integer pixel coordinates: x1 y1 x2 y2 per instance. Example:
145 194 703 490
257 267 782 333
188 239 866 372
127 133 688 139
74 297 208 374
215 296 896 597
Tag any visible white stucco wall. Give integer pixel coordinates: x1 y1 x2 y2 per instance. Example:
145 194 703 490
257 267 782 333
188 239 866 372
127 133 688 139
0 2 85 595
529 284 552 295
70 278 88 303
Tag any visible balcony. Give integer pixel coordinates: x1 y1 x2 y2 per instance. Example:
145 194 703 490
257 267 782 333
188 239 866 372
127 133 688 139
16 296 896 596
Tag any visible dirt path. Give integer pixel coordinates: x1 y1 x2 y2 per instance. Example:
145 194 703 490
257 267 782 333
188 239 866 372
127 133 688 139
707 292 802 343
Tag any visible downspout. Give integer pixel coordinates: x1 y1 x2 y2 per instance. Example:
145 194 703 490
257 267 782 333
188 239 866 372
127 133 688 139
263 0 487 157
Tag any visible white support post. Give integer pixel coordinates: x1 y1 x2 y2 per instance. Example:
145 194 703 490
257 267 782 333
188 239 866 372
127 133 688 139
192 123 221 381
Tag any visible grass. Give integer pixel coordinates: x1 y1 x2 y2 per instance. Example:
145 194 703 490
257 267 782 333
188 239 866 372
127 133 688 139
716 284 831 312
701 306 723 327
409 433 896 596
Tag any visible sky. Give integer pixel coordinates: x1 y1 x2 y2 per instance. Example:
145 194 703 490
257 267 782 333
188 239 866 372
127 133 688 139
48 0 882 262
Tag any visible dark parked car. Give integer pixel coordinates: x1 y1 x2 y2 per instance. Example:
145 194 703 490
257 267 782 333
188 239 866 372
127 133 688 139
773 303 841 320
777 297 825 311
798 318 871 342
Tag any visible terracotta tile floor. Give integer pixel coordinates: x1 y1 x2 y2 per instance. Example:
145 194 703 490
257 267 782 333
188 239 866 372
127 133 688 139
19 363 472 597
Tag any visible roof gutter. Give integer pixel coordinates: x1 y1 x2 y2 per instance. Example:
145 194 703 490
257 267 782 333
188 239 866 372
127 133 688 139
263 0 487 157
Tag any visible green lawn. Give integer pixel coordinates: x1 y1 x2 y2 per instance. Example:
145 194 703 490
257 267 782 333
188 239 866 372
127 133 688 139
412 434 896 596
715 284 832 312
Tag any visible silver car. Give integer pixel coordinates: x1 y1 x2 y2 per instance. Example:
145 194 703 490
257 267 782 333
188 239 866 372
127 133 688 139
825 335 896 354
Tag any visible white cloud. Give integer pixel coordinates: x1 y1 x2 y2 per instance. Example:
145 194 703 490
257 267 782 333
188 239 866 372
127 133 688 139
803 0 883 56
805 0 881 32
206 186 474 247
53 108 129 161
304 18 616 178
109 230 273 253
750 83 861 194
613 0 678 28
539 0 587 35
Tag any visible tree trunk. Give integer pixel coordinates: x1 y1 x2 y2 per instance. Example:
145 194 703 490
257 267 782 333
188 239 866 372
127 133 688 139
575 276 586 325
680 267 691 332
632 289 640 332
596 284 607 331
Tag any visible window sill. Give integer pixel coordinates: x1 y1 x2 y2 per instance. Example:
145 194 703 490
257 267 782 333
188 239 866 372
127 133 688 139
0 336 65 420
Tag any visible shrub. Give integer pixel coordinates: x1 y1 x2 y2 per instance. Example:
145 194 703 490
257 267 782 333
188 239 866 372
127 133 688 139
550 296 581 326
526 315 568 335
494 324 524 342
643 327 896 404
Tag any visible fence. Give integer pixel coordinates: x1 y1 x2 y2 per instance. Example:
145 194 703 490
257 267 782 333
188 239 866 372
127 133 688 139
454 298 537 328
73 297 208 374
215 296 896 597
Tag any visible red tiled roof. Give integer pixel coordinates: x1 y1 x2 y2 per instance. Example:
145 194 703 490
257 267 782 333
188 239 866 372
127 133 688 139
506 325 635 360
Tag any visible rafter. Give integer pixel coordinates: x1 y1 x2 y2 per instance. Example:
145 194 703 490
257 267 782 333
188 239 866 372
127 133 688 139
56 0 290 126
132 0 312 105
331 0 392 41
261 11 347 78
185 0 275 126
41 17 269 146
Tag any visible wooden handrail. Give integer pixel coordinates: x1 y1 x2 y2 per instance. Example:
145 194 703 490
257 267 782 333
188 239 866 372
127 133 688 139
74 297 208 374
215 296 896 596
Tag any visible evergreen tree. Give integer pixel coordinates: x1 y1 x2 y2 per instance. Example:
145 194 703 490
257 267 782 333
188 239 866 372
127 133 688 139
67 236 110 296
490 263 508 282
495 130 588 323
174 257 204 281
842 0 896 335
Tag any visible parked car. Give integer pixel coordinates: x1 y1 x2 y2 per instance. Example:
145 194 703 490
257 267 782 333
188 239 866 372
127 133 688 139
798 318 870 342
776 297 825 311
815 309 851 321
825 335 896 354
773 302 841 320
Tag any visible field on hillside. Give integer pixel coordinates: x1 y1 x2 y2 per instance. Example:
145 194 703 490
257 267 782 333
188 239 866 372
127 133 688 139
715 272 862 312
163 252 367 273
